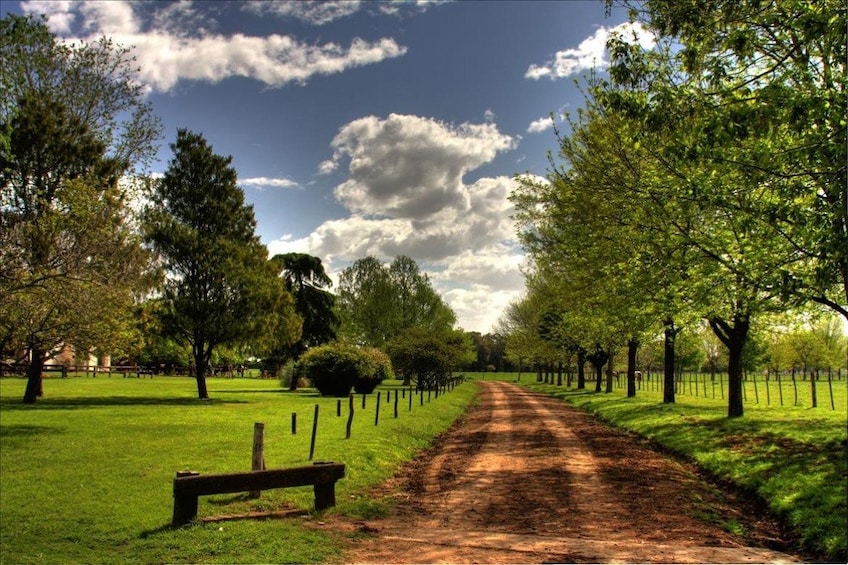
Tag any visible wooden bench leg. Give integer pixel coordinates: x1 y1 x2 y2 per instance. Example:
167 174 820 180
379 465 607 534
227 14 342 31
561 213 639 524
173 471 201 527
313 481 336 511
172 493 199 527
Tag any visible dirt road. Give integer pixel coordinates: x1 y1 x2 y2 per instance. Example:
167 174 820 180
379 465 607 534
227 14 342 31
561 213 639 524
335 381 800 563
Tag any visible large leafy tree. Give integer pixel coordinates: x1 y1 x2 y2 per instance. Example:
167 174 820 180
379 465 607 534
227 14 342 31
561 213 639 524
0 15 161 403
143 129 296 399
268 252 338 386
337 255 456 347
387 327 474 391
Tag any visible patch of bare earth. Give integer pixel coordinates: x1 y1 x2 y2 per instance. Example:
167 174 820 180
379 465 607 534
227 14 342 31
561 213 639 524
319 381 800 564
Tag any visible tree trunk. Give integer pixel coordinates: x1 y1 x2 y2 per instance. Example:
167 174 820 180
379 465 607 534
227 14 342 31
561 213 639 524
587 349 609 393
626 337 639 398
23 348 46 404
193 345 210 400
709 313 750 418
663 318 677 404
577 349 586 389
810 369 818 408
604 348 614 393
594 362 603 391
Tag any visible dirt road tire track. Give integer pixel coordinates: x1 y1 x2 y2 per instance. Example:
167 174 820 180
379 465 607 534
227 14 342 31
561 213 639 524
330 381 800 563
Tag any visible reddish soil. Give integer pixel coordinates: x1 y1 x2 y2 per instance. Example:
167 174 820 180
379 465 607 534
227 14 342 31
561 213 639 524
321 381 800 564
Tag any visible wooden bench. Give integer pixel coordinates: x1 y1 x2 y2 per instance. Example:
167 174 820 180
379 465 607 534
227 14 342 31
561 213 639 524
172 462 346 526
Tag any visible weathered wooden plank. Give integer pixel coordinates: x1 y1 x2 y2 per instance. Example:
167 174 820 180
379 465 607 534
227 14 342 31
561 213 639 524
173 463 345 498
172 463 345 526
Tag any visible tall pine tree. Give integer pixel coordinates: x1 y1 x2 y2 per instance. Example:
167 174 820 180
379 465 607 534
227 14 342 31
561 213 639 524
143 129 295 399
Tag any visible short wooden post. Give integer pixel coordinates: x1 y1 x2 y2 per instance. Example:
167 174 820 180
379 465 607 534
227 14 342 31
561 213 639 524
308 404 319 460
394 391 399 418
291 412 297 434
337 399 341 417
361 394 366 409
408 387 413 411
250 423 265 498
374 392 381 426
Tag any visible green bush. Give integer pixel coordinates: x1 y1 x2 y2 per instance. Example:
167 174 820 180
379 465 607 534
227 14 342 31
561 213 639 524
353 347 393 394
295 343 393 397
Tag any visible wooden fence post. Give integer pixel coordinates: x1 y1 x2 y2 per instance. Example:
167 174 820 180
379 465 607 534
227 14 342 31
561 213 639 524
375 392 381 426
346 395 354 439
309 405 319 461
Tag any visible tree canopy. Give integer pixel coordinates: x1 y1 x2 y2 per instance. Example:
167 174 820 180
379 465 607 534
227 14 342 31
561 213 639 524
266 252 338 385
336 255 456 347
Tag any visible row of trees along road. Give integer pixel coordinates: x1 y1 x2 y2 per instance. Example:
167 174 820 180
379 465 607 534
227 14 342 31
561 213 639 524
509 0 846 417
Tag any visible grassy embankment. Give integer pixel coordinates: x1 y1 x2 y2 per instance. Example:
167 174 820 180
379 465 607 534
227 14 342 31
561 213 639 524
0 376 476 564
499 371 847 562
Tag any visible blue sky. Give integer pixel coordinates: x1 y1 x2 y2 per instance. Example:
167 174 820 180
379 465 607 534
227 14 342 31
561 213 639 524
6 0 653 332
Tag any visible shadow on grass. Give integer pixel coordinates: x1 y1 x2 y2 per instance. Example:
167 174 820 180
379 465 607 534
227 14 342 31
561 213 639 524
207 493 254 506
0 423 64 437
208 389 289 394
0 396 246 410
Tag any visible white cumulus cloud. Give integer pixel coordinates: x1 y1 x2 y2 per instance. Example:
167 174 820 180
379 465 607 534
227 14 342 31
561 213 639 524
241 177 300 189
243 1 363 25
325 113 516 219
268 113 526 332
527 116 555 134
526 21 656 80
21 0 408 92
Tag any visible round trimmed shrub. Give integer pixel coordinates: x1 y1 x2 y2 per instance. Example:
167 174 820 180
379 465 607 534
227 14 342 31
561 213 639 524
295 344 394 397
295 344 362 397
353 347 393 394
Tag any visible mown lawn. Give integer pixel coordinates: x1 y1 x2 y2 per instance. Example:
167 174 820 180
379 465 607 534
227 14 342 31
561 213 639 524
0 376 477 564
519 373 847 562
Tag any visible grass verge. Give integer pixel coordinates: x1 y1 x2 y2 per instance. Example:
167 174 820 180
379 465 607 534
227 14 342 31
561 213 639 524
0 376 477 563
518 375 847 562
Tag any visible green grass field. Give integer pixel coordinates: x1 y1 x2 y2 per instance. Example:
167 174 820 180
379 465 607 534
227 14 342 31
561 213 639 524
2 372 845 562
0 376 477 563
514 372 848 561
